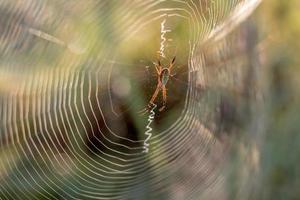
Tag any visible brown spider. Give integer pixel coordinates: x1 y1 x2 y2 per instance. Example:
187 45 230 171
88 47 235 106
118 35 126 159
148 56 176 112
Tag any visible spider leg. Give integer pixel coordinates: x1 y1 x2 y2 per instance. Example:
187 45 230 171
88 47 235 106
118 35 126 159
156 53 162 72
155 65 160 74
149 83 161 107
159 85 167 112
138 84 160 115
169 56 176 70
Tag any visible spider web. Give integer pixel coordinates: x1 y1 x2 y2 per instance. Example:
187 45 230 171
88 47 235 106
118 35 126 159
0 0 263 199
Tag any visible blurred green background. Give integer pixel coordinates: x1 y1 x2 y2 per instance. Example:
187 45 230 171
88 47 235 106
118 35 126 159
0 0 299 199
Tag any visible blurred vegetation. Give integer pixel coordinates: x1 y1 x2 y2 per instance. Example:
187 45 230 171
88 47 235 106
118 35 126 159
0 0 299 199
252 0 300 199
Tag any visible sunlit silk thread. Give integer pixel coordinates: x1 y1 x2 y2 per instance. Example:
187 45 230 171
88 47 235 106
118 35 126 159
28 27 85 54
142 103 157 153
159 18 171 58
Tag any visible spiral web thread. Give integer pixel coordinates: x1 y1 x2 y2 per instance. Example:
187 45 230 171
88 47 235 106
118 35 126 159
0 0 261 199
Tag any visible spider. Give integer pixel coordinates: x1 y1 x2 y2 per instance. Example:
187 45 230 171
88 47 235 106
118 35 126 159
147 56 176 112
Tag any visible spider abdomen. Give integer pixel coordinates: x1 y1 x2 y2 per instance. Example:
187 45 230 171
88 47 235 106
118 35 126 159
160 68 170 85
